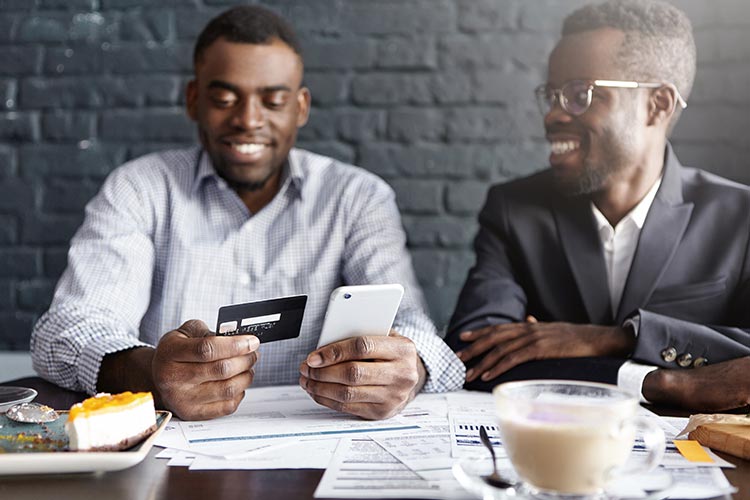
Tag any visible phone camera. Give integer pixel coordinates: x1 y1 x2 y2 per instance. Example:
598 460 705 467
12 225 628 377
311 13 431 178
343 293 352 299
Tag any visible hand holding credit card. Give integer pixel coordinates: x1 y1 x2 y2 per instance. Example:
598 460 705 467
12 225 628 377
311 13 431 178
216 295 307 343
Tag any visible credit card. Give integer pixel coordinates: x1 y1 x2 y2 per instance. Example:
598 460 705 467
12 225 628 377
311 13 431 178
216 295 307 344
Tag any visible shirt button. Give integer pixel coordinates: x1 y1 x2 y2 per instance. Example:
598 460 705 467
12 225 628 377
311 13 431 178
677 353 693 368
661 347 677 363
238 273 250 286
693 357 708 368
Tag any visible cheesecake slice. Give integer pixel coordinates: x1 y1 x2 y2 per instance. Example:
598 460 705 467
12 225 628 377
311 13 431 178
66 392 157 451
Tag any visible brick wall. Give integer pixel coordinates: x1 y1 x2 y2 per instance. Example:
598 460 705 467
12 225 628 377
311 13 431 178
1 0 749 349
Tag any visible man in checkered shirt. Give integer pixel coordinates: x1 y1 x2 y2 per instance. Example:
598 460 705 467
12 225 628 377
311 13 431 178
31 6 464 421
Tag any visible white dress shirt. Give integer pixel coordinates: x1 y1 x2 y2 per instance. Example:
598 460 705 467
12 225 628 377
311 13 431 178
31 147 465 395
590 176 662 402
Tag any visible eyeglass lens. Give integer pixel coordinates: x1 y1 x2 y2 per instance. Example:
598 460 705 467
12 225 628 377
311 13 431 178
537 80 593 116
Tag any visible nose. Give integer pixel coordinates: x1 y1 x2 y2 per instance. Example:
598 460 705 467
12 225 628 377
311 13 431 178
543 95 573 129
232 96 265 130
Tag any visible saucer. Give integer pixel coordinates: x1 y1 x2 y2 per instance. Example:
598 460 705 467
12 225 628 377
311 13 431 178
0 387 37 413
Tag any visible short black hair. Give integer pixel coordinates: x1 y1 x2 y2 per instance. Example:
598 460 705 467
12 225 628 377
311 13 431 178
193 5 303 66
563 0 696 127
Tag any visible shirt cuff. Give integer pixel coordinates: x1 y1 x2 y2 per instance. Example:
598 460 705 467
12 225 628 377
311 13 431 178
78 337 153 395
617 360 658 404
394 321 465 393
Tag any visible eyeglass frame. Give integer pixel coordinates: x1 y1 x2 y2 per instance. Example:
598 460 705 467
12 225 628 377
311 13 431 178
534 79 688 117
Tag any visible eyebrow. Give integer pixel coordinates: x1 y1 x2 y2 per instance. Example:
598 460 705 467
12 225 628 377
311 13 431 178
207 81 294 93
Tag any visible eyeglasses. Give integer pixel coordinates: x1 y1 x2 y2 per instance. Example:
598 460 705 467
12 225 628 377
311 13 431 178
534 79 688 116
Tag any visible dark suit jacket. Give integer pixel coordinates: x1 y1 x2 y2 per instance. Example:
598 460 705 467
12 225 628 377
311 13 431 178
447 146 750 390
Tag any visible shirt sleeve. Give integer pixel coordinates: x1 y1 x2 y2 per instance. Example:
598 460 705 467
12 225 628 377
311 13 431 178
30 164 157 395
617 360 658 403
339 174 465 393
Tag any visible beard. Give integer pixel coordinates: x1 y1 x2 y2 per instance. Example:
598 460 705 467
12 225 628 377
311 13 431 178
555 126 638 197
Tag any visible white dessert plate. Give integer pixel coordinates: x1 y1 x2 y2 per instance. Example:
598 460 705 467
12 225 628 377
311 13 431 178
0 386 38 413
0 410 171 475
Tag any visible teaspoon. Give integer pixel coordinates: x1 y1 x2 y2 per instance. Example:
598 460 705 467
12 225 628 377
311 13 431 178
479 425 515 489
4 402 60 423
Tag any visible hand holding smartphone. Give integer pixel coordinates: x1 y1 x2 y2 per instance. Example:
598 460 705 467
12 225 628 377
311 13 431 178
316 284 404 348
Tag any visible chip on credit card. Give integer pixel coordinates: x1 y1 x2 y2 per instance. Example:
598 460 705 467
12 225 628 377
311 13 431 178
216 295 307 344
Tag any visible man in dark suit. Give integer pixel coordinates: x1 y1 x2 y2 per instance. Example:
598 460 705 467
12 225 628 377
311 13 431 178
446 0 750 411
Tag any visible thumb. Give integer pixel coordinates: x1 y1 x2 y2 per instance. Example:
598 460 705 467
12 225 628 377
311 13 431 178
526 315 538 324
176 319 213 338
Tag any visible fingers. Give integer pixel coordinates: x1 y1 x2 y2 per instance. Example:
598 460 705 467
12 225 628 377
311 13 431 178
190 351 259 384
456 323 527 363
160 369 254 420
304 392 402 420
306 335 413 368
162 322 260 363
466 336 537 382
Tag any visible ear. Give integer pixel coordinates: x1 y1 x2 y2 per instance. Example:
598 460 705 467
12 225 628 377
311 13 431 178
647 85 678 128
186 79 198 121
296 87 311 128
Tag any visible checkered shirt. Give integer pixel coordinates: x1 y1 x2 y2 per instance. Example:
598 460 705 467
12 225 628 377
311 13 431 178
30 147 465 395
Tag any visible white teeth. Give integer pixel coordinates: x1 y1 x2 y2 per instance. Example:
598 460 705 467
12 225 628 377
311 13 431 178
233 143 266 155
550 140 580 155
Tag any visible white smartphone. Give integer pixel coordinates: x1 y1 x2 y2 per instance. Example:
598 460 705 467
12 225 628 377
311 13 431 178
316 284 405 348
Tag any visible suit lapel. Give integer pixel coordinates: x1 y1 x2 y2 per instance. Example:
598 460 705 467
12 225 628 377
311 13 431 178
616 146 694 323
553 196 613 325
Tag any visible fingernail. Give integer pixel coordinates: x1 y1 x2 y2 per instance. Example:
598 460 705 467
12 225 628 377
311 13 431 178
247 336 260 351
307 353 323 367
299 363 308 376
456 351 464 360
466 369 474 380
481 372 491 381
460 331 471 339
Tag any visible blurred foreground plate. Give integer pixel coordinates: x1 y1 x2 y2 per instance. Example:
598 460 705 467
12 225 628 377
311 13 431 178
0 387 37 413
0 410 171 475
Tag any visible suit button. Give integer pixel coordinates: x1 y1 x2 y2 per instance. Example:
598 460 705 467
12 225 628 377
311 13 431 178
693 357 708 368
661 347 677 363
677 353 693 368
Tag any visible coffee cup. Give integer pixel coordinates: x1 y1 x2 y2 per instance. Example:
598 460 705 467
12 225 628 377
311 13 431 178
493 380 665 498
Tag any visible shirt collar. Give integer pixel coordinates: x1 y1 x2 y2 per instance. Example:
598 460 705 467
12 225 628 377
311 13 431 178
192 148 306 199
591 174 663 232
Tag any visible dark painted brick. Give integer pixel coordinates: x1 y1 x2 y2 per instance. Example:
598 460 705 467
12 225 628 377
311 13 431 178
446 181 489 215
44 247 70 280
40 0 99 8
0 0 34 10
495 142 549 179
44 45 103 75
336 109 385 143
0 248 39 279
21 212 84 245
126 142 193 161
366 144 501 180
420 284 461 329
0 146 16 177
119 10 174 42
305 73 349 106
440 33 555 71
389 179 443 215
351 73 432 105
410 249 447 287
718 28 750 61
20 143 121 179
295 141 355 165
457 0 519 32
0 214 18 244
0 16 17 44
718 0 750 26
388 108 444 143
0 112 40 142
17 279 55 312
474 69 543 106
101 109 195 141
297 108 337 142
17 13 119 43
102 0 198 7
303 38 376 70
102 43 192 74
42 177 100 213
403 215 477 248
357 143 400 178
0 280 13 310
260 0 343 34
376 36 437 70
174 7 223 40
0 312 36 350
42 111 96 142
0 176 30 213
519 0 589 33
341 0 455 35
99 76 184 107
0 46 42 76
431 71 473 104
0 79 16 110
21 77 103 109
446 250 475 285
444 106 541 142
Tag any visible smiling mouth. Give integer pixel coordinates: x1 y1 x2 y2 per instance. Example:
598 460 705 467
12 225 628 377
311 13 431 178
230 142 268 155
550 140 581 156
